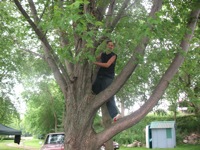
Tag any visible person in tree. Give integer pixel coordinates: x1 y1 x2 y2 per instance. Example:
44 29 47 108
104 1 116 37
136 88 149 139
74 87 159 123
92 40 121 122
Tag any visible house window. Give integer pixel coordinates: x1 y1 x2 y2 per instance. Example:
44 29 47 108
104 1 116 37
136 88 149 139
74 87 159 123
166 128 172 139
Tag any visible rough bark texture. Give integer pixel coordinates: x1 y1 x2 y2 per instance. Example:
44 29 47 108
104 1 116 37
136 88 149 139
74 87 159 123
13 0 200 150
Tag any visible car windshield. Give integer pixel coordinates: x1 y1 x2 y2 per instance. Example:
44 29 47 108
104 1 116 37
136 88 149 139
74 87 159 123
45 134 64 144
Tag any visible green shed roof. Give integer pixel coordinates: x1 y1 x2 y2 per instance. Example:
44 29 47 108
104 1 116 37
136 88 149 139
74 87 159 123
150 121 175 129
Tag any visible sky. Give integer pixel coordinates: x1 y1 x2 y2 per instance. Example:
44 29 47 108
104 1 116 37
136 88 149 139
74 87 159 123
11 83 26 118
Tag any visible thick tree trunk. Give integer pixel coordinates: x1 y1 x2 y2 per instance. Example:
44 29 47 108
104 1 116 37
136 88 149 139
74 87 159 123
63 64 100 150
64 92 98 150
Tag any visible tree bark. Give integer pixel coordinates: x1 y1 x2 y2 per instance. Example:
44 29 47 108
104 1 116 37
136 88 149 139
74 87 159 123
13 0 200 150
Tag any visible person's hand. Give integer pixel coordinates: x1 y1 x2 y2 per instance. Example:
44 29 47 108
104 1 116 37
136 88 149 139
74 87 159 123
93 62 98 65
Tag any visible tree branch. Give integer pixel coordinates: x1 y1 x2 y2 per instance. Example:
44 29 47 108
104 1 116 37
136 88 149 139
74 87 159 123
95 0 110 21
95 0 161 142
108 0 131 30
97 2 200 144
93 0 134 52
13 0 70 93
93 0 162 115
20 48 45 60
28 0 39 23
105 0 116 27
28 0 69 83
58 0 74 81
39 0 50 22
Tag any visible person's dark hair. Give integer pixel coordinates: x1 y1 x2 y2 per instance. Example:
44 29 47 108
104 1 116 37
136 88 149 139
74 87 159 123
106 40 115 45
106 40 112 44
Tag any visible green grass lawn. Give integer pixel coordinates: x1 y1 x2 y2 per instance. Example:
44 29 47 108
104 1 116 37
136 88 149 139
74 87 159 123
0 140 23 150
0 139 42 150
120 144 200 150
23 138 42 148
0 139 199 150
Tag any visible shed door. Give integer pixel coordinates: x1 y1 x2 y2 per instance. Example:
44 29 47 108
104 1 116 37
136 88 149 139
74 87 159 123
152 129 167 148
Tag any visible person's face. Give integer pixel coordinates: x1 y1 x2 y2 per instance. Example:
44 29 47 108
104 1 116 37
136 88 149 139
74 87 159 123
107 42 114 50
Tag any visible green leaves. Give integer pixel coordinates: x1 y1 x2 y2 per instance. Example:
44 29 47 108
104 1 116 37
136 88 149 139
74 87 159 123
23 81 64 135
0 96 19 125
2 0 199 140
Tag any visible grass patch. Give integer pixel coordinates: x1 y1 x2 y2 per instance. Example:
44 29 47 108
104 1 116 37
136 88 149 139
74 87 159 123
1 139 199 150
0 139 42 150
0 140 22 150
120 144 200 150
23 138 42 148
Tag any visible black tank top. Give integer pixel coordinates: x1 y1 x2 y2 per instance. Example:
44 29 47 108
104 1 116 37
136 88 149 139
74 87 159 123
97 52 117 78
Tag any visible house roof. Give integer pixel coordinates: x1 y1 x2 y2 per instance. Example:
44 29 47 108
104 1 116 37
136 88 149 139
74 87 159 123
150 121 175 129
0 124 22 135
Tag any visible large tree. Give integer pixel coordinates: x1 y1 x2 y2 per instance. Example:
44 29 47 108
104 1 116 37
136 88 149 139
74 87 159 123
10 0 200 149
0 1 22 125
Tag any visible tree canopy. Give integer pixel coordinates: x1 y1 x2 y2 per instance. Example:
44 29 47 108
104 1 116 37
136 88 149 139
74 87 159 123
1 0 199 150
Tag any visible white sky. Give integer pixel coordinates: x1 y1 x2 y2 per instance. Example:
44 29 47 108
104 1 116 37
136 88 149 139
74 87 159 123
11 83 26 118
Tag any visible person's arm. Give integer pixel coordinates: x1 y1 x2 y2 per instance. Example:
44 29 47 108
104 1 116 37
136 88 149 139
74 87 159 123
94 55 116 68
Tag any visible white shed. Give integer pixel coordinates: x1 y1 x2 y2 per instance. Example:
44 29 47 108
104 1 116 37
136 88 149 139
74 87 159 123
150 121 176 148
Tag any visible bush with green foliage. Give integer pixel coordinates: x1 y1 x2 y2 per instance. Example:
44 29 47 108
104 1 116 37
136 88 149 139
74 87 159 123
114 114 199 145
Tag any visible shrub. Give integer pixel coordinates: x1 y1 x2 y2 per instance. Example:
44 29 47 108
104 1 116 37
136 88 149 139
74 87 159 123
114 114 199 145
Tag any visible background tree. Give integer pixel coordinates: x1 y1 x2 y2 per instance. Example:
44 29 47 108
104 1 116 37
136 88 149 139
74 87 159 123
177 46 200 116
0 1 24 126
165 30 200 117
0 96 19 125
6 0 200 150
23 80 64 135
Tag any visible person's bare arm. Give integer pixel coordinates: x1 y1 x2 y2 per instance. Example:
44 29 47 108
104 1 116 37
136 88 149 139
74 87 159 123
94 55 116 68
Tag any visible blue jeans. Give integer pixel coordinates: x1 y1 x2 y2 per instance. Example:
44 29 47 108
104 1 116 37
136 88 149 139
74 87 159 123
92 76 119 119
